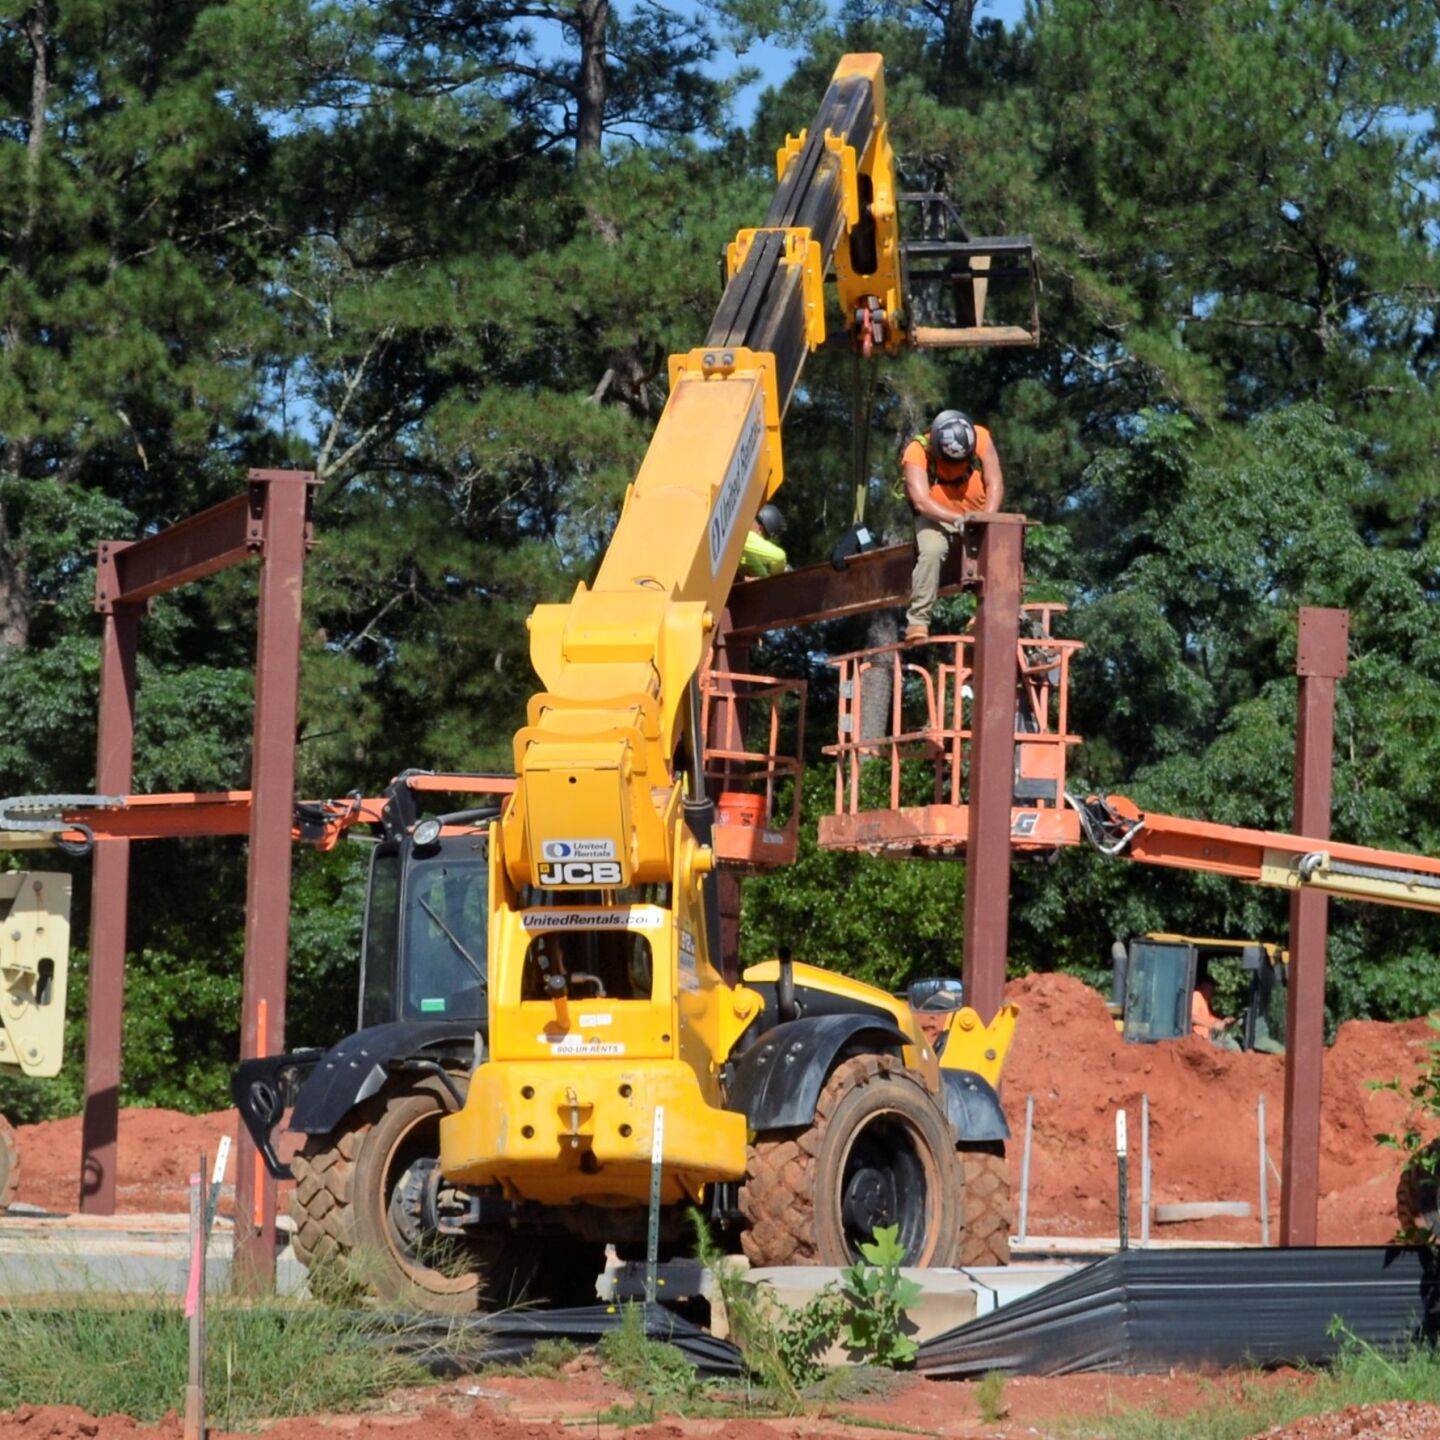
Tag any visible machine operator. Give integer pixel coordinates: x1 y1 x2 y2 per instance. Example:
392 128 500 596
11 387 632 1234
902 410 1005 641
1192 971 1240 1051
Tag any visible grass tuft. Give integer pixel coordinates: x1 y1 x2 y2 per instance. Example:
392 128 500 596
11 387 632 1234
1065 1333 1440 1440
0 1293 435 1427
596 1303 702 1423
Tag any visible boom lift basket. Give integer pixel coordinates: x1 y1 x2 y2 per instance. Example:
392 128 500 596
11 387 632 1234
899 193 1040 349
701 665 806 870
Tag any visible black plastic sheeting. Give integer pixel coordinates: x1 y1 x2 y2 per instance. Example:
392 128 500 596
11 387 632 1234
918 1247 1440 1379
386 1303 744 1377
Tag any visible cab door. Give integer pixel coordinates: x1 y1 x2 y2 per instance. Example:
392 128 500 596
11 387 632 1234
1122 939 1198 1044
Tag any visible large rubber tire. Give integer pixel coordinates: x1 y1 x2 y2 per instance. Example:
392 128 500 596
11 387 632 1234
739 1054 964 1267
958 1144 1011 1266
1396 1139 1440 1238
0 1113 18 1212
290 1078 605 1312
291 1077 486 1314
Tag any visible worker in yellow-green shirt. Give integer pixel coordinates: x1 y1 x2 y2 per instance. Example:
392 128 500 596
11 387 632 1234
740 503 787 578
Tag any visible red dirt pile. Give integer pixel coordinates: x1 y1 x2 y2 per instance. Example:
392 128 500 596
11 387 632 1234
11 1108 268 1216
1260 1403 1440 1438
1002 970 1436 1243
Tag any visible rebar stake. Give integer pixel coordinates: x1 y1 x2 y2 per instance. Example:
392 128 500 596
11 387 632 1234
645 1107 665 1306
184 1154 207 1440
1116 1110 1130 1251
1017 1095 1035 1245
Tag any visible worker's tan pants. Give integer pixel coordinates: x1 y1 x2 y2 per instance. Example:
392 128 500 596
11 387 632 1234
906 514 961 629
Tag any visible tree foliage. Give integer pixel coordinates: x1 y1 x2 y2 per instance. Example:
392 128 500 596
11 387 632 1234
0 0 1436 1116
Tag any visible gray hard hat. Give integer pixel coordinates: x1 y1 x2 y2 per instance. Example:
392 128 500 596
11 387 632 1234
756 502 784 538
931 410 977 462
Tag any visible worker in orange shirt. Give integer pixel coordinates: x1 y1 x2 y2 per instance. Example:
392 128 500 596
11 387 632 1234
1192 973 1239 1050
901 411 1005 642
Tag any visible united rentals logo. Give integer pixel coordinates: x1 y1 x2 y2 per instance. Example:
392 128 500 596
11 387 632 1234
537 836 620 884
708 396 765 576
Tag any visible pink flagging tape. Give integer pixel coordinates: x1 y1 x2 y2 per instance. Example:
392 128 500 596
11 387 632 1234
184 1170 203 1319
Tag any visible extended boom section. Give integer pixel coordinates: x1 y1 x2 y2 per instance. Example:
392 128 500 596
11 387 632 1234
443 55 922 1208
1074 794 1440 913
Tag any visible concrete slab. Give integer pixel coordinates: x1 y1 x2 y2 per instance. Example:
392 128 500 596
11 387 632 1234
0 1212 307 1298
960 1262 1078 1316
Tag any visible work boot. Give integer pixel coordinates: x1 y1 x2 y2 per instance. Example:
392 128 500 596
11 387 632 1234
904 624 929 643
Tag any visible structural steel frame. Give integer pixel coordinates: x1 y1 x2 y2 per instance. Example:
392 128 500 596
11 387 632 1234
81 468 319 1292
68 506 1357 1264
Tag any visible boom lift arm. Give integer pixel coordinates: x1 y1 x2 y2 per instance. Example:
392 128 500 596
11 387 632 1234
503 54 905 900
1073 793 1440 915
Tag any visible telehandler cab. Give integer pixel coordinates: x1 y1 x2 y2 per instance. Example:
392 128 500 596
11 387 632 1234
1112 934 1287 1053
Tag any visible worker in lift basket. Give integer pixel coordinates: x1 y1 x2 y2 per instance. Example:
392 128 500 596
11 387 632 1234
902 410 1005 641
740 503 787 578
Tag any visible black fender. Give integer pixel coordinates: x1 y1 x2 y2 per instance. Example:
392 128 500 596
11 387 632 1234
941 1069 1010 1144
230 1020 481 1181
231 1049 325 1181
725 1014 909 1131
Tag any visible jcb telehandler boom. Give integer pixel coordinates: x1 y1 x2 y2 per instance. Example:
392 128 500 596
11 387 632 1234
433 52 1019 1281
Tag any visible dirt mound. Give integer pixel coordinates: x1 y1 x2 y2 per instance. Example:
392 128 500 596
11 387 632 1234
11 1108 252 1216
1259 1402 1440 1438
1002 971 1436 1243
0 1408 177 1440
0 1409 579 1440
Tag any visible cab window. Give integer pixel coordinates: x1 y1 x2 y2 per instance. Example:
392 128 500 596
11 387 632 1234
402 853 487 1020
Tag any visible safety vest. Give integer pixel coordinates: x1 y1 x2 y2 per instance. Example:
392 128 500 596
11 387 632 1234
740 528 787 577
899 429 990 511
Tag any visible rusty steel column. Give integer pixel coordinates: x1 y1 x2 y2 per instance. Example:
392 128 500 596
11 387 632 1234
962 515 1025 1021
1280 607 1348 1247
79 595 141 1214
233 471 317 1292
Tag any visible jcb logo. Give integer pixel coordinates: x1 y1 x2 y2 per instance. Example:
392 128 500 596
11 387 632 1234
538 860 624 887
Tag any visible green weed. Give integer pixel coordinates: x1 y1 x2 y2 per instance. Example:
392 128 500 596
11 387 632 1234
1065 1331 1440 1439
597 1302 702 1422
690 1210 840 1407
484 1336 581 1379
976 1370 1009 1423
837 1225 922 1369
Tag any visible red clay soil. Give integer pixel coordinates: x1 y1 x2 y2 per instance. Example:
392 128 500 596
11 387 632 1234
1001 971 1435 1244
9 1108 292 1217
1260 1403 1440 1438
9 972 1435 1242
0 1371 1363 1440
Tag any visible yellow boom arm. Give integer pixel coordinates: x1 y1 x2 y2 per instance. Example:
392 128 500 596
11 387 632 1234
442 55 921 1210
502 54 902 896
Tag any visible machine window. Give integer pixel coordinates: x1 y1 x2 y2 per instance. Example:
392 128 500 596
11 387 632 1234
402 855 488 1020
360 848 400 1029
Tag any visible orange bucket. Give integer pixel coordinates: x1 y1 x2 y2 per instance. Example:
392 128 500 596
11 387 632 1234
717 791 765 827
